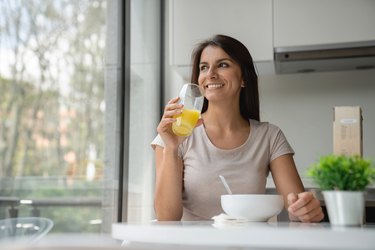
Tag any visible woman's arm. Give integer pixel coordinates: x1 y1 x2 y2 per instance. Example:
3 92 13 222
270 154 324 222
154 145 184 221
153 96 186 221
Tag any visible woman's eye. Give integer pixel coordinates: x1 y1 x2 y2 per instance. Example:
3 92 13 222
219 62 229 68
200 65 208 71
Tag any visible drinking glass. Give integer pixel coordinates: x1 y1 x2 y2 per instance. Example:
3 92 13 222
172 83 204 137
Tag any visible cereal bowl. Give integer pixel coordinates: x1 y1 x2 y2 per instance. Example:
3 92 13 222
221 194 284 222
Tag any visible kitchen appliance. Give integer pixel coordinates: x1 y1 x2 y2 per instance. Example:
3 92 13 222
274 40 375 74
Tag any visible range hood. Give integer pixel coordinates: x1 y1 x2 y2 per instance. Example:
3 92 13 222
274 40 375 74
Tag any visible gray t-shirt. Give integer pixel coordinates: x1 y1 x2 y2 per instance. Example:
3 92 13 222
151 119 294 220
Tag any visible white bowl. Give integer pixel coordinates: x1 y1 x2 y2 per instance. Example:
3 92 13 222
221 194 284 222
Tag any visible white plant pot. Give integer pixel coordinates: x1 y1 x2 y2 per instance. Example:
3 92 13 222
322 191 365 226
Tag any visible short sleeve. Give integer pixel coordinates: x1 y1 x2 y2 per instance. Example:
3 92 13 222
269 127 295 162
150 134 165 149
150 134 183 158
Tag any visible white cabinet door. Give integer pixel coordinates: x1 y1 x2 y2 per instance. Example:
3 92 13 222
274 0 375 47
169 0 273 66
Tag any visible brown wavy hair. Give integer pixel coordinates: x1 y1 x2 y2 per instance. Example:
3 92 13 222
190 34 260 121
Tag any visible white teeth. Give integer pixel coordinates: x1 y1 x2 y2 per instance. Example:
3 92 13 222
206 84 224 89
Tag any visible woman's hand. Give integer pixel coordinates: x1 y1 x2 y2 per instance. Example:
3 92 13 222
157 96 203 149
287 192 324 223
157 97 185 148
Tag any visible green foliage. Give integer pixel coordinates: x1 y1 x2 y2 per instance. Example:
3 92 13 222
307 155 375 191
0 177 103 233
0 0 107 233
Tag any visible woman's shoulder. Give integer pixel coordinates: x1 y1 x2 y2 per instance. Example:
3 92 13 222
250 119 291 151
250 119 281 133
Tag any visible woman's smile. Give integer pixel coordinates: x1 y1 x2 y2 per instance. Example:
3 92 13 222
205 83 225 89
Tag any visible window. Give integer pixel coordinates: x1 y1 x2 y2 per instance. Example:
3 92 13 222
126 0 161 222
0 0 120 233
0 0 162 233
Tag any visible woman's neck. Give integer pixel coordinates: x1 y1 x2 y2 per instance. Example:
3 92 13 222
202 104 248 131
201 103 250 150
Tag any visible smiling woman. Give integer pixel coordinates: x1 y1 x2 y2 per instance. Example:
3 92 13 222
152 34 324 223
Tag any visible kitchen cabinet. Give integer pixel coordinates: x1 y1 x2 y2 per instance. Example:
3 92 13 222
169 0 273 66
274 0 375 47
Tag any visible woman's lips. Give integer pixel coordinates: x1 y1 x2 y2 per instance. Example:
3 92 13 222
205 83 224 89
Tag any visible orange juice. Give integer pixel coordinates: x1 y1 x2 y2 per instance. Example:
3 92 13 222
172 108 200 136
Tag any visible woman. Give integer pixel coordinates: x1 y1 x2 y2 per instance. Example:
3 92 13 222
152 34 324 222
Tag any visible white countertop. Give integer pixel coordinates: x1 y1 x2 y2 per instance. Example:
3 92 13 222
112 221 375 250
0 233 123 250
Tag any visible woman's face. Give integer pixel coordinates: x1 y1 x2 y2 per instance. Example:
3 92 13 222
198 45 243 103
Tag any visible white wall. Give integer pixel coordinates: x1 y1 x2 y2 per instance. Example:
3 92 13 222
164 0 375 188
165 67 375 186
259 69 375 181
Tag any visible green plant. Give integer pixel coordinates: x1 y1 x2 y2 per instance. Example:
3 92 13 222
307 155 375 191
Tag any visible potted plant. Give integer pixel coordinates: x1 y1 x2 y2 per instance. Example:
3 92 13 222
307 155 375 226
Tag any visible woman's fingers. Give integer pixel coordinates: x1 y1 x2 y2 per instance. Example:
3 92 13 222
288 192 313 213
157 117 175 130
163 97 183 118
165 102 182 111
167 96 180 104
157 97 182 134
298 199 319 216
163 108 182 119
159 117 176 126
298 206 324 223
288 192 324 222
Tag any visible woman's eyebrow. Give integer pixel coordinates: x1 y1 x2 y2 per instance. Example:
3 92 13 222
218 57 233 62
199 58 233 65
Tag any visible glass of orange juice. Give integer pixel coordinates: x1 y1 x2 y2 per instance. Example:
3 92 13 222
172 83 204 137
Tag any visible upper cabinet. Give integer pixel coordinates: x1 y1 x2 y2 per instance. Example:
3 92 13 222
274 0 375 47
169 0 273 66
168 0 375 76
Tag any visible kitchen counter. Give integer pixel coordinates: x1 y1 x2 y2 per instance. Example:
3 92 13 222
112 221 375 250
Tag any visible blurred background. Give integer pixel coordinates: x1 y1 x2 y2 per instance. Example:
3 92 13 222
0 0 161 234
1 0 375 239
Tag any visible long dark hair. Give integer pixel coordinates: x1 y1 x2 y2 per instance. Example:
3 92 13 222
190 34 260 121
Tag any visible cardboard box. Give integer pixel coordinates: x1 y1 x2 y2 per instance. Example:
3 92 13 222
333 106 363 157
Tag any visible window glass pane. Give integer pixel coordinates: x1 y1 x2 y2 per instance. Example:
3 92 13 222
0 0 117 233
127 0 160 222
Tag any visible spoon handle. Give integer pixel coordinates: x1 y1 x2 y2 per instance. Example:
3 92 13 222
219 175 233 195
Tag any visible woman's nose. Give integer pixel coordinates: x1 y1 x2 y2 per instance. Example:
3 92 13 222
207 67 217 78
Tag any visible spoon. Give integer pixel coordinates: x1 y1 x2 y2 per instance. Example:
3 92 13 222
219 175 233 195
